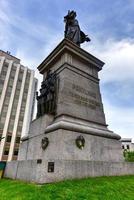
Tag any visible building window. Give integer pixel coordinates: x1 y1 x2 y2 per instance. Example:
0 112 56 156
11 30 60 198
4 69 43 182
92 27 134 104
3 105 8 112
14 149 18 156
1 71 6 75
9 119 14 126
16 136 20 144
5 99 9 105
3 65 8 72
6 135 12 143
10 75 15 79
18 121 23 126
24 88 28 93
4 149 9 155
19 116 24 121
17 126 22 132
0 122 4 129
8 124 14 132
21 107 25 112
0 117 6 123
0 85 3 91
1 75 6 80
10 115 15 120
20 67 24 71
127 145 130 150
122 145 124 149
8 79 14 85
2 112 7 117
12 66 17 71
0 79 4 84
11 71 15 76
7 91 11 97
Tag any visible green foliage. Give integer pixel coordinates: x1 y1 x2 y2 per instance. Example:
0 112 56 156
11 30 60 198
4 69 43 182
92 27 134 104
0 176 134 200
124 150 134 162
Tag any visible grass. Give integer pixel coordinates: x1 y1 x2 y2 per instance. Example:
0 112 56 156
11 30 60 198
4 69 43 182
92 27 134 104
0 176 134 200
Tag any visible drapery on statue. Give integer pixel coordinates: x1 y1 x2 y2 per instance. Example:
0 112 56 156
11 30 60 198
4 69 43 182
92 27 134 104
64 10 91 46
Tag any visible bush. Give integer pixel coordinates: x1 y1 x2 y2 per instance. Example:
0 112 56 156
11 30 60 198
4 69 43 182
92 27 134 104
123 150 134 162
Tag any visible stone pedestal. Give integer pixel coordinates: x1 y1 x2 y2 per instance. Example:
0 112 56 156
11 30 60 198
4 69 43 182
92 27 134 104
4 39 134 183
38 38 106 126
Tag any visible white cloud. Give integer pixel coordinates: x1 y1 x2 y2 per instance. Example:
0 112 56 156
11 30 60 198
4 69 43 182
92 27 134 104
103 98 134 141
85 39 134 83
84 39 134 140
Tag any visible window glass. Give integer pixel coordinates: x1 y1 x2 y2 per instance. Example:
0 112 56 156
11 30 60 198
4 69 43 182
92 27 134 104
14 149 18 156
4 148 9 155
127 145 130 150
0 122 4 129
16 137 20 144
6 135 12 143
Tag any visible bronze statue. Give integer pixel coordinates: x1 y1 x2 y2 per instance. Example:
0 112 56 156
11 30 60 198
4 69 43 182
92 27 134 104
64 10 91 46
36 70 57 118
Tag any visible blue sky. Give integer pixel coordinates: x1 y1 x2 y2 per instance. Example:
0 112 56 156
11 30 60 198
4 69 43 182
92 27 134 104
0 0 134 140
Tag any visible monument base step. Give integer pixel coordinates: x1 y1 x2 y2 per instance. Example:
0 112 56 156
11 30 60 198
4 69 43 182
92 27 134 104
4 159 134 184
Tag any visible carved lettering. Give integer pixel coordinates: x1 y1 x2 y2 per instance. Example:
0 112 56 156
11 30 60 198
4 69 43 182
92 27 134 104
72 83 96 98
68 91 101 109
63 82 101 110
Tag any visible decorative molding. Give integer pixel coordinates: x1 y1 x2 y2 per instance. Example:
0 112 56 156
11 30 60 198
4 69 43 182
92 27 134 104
45 120 121 140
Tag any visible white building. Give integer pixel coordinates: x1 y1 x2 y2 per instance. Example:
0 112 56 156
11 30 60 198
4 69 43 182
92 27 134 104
0 50 37 161
121 138 134 151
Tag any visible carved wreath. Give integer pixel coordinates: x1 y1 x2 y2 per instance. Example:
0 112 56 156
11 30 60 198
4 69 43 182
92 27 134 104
75 135 85 149
41 137 49 150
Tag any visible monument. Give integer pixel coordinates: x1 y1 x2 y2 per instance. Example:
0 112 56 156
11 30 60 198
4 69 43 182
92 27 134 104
4 11 134 183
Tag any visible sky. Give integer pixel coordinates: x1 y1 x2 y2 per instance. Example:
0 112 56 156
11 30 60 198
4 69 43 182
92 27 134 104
0 0 134 140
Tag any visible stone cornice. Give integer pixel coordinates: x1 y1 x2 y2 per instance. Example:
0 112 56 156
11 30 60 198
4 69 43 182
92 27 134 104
38 39 105 74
